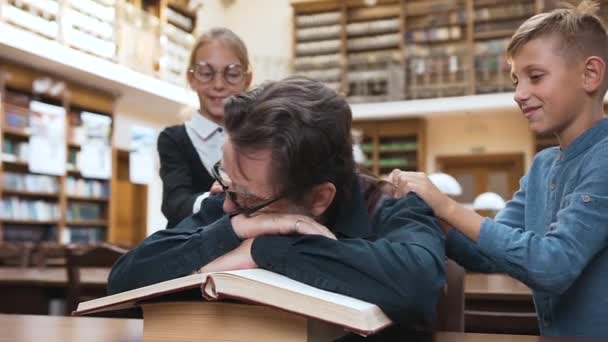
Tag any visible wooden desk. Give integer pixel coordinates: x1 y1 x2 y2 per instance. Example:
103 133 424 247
464 273 537 335
0 314 598 342
465 273 532 301
0 267 110 286
0 267 111 314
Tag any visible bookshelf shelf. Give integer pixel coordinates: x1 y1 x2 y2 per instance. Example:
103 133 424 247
353 118 425 176
1 189 59 199
66 195 109 203
66 220 108 227
0 219 58 225
2 128 31 138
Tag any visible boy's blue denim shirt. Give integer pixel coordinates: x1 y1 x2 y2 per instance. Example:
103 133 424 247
447 118 608 339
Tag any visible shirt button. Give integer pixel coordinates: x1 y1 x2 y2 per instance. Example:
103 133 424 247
550 183 556 190
582 195 591 203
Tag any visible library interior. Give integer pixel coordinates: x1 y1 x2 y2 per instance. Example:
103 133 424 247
1 0 607 341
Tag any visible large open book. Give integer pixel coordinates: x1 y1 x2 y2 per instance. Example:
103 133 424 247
75 269 392 342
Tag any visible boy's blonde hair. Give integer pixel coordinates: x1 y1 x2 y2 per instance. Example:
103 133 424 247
187 27 252 76
507 0 608 67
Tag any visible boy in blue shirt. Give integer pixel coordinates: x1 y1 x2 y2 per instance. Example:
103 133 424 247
390 0 608 339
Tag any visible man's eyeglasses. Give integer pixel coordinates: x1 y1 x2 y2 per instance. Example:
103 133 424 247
189 62 245 85
211 161 288 216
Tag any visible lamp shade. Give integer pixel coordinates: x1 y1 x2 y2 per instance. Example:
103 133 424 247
473 192 506 211
428 172 462 196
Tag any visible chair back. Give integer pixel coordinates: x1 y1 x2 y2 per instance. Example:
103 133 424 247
435 258 465 332
65 243 127 314
0 242 33 267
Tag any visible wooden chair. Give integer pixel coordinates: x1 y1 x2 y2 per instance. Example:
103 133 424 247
65 243 127 315
435 259 465 332
0 242 34 267
30 242 68 267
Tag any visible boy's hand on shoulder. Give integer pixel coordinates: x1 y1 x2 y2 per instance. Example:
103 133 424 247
231 213 336 240
387 169 452 219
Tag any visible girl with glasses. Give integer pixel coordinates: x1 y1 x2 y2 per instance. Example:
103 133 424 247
158 27 253 228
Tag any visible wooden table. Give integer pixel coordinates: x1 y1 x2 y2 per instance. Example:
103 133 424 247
0 314 600 342
465 273 532 300
0 267 110 286
464 273 537 335
0 267 111 314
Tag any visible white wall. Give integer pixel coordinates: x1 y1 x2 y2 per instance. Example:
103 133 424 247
113 102 182 235
197 0 293 85
425 111 535 172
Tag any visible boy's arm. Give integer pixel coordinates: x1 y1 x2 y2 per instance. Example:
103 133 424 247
472 152 608 294
250 194 446 327
446 176 528 273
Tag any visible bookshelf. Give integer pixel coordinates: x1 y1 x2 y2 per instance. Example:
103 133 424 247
473 0 537 94
353 118 426 176
346 2 404 103
292 1 344 94
405 0 471 99
290 0 557 102
0 61 116 244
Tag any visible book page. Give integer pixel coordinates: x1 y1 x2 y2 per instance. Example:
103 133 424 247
212 269 376 311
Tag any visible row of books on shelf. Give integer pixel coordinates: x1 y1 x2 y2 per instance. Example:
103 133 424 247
293 53 341 70
295 39 341 56
296 24 341 41
363 158 415 168
474 3 535 22
347 33 401 52
406 25 463 44
65 177 109 198
347 18 400 36
361 142 418 153
61 226 105 243
2 140 29 163
295 11 341 28
66 202 104 221
4 106 30 131
0 197 60 221
166 6 194 32
3 0 59 39
1 172 59 193
1 225 105 243
2 225 57 242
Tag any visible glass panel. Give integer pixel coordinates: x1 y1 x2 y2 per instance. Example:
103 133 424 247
453 173 475 204
487 171 510 200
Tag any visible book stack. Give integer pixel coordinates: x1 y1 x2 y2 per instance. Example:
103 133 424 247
75 269 393 342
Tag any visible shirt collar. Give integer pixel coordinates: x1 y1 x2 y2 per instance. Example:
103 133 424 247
329 177 374 239
185 111 223 140
561 118 608 162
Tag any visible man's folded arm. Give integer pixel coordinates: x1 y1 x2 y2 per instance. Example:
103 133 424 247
107 214 241 294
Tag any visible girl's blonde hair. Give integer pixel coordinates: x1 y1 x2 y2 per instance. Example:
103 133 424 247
187 27 252 76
